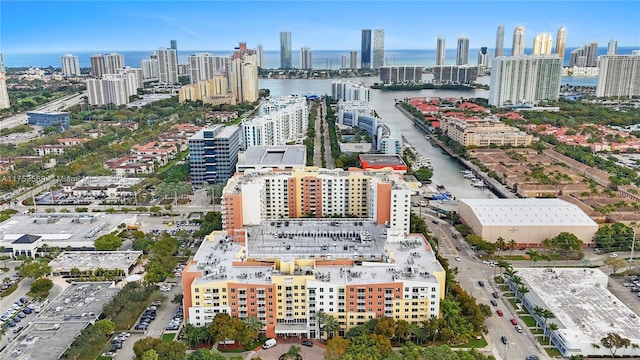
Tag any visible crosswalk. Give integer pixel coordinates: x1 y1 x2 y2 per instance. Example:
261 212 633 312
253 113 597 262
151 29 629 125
146 329 164 337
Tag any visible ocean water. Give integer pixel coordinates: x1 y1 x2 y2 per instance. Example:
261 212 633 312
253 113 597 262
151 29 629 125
4 47 637 69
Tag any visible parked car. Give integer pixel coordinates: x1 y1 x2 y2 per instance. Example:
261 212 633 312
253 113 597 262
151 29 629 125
301 340 313 347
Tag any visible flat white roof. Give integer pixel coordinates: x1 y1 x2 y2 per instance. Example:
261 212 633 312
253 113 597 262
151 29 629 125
518 268 640 348
460 198 597 227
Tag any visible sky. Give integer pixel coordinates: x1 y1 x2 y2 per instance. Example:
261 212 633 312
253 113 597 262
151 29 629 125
1 1 639 54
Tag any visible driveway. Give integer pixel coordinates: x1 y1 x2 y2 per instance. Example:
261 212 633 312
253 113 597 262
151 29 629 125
250 338 325 360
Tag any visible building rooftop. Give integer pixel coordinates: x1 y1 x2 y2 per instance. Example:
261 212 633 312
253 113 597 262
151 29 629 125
0 213 136 250
459 198 597 227
49 251 143 272
0 282 119 360
517 268 640 349
72 176 143 188
359 154 406 167
239 145 306 168
190 222 443 287
12 234 41 244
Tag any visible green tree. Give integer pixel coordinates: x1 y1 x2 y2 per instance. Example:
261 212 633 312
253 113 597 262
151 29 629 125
279 345 302 360
604 257 628 274
20 259 52 278
187 349 227 360
325 336 350 360
94 233 123 250
601 332 631 357
94 319 116 336
28 277 53 298
133 337 163 359
141 349 159 360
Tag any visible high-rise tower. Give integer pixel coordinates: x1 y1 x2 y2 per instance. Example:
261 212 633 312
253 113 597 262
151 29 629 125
373 29 385 69
555 27 566 60
457 36 470 65
489 55 562 106
61 54 81 77
256 44 264 68
90 54 107 78
512 26 526 56
300 47 312 70
361 29 372 69
478 47 489 68
188 53 218 84
350 51 358 69
570 42 598 67
533 33 553 55
105 53 125 74
280 31 292 69
607 39 618 55
436 36 446 66
597 54 640 97
495 25 505 57
0 54 10 109
156 47 178 84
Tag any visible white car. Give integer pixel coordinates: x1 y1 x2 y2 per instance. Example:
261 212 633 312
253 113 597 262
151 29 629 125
610 253 618 257
455 256 461 262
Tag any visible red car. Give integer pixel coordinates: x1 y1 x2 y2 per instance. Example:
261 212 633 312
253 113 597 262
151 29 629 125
510 318 518 325
497 310 504 317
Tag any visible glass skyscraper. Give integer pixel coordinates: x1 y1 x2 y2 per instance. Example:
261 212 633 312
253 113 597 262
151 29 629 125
280 31 292 69
361 29 371 69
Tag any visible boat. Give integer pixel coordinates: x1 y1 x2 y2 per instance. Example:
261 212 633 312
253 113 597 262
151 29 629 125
471 179 486 188
424 135 430 140
463 173 476 179
436 184 445 190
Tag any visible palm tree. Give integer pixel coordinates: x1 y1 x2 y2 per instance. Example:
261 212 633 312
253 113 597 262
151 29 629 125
525 249 539 267
511 275 523 298
517 285 529 303
504 267 518 280
532 306 545 331
541 309 554 342
497 260 512 277
496 237 506 257
279 345 302 360
315 310 326 338
508 239 517 257
243 316 263 339
547 323 558 345
323 316 340 339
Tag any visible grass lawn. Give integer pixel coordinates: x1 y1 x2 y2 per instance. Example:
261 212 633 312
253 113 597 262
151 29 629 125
521 316 537 327
449 336 488 348
507 298 520 310
544 347 563 356
162 333 175 343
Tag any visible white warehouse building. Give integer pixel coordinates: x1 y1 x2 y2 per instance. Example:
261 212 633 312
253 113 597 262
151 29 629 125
458 198 598 247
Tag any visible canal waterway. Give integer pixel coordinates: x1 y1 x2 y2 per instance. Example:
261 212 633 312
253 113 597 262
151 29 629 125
259 76 500 199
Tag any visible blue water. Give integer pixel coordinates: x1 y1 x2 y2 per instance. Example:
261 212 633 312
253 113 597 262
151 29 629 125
4 47 637 69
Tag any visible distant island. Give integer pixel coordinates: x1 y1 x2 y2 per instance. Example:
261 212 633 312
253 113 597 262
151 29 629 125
371 83 489 91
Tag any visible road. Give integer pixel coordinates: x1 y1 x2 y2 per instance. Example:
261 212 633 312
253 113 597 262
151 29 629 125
114 283 183 360
0 92 87 145
420 208 548 360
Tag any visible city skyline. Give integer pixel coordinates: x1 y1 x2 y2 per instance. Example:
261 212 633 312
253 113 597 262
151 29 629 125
1 1 638 54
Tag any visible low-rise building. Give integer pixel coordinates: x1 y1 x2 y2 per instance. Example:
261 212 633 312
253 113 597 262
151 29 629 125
49 251 143 278
26 111 70 131
105 156 155 176
34 145 68 156
440 116 533 147
358 154 407 173
236 145 306 173
62 176 143 198
0 213 136 258
514 268 640 358
458 198 598 247
0 282 119 360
